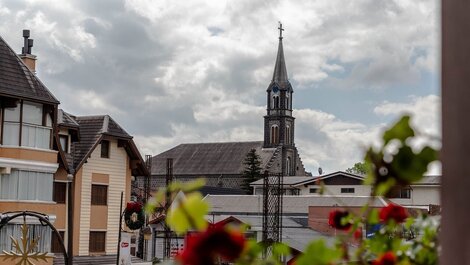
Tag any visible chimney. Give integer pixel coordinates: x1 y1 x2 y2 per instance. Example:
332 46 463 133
18 29 37 73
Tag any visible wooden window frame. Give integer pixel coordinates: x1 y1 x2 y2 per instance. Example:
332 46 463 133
89 231 106 253
100 140 110 158
53 182 67 204
91 184 108 205
51 231 65 253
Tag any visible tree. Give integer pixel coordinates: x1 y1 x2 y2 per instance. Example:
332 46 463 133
345 162 367 175
241 149 262 194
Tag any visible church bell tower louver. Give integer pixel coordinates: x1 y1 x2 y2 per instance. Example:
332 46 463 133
263 23 297 176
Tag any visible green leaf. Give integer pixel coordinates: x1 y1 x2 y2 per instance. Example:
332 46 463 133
295 239 342 265
391 145 437 184
180 178 206 192
374 178 396 196
368 208 380 225
166 192 209 234
273 242 291 257
383 115 415 145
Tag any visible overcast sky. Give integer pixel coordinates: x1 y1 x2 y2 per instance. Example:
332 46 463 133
0 0 440 174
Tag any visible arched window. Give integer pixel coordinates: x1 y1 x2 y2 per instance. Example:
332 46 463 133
272 95 280 109
286 157 291 175
285 126 291 144
286 94 290 110
270 125 279 144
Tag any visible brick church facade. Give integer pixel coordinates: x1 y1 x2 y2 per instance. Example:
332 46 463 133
136 26 308 192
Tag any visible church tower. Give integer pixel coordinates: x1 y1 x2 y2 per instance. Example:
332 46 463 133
263 23 297 176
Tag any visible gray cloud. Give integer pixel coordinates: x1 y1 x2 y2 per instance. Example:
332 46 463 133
0 0 439 172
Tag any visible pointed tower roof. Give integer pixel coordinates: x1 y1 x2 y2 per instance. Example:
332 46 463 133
272 23 289 88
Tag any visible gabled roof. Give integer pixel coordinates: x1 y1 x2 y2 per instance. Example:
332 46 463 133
57 112 146 175
71 115 131 170
250 171 364 187
0 35 59 104
151 141 276 175
199 186 246 196
415 175 440 185
58 109 79 128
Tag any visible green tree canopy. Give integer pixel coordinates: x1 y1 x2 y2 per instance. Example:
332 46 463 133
241 149 262 194
345 162 368 175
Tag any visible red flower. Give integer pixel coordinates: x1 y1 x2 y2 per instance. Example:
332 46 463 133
353 228 362 240
372 251 397 265
328 210 351 230
379 204 408 223
176 224 246 265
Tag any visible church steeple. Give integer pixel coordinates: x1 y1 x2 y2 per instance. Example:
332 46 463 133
263 23 295 151
262 23 297 176
272 23 289 86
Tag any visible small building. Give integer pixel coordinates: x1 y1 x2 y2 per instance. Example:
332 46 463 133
250 171 441 208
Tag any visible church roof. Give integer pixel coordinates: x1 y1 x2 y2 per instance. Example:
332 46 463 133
0 35 59 104
271 24 290 90
272 36 289 86
151 141 277 175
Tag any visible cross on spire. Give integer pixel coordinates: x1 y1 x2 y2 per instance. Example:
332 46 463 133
278 22 284 39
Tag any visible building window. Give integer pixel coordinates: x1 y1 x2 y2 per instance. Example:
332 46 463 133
272 95 280 109
101 140 110 158
91 184 108 205
53 182 66 204
2 101 52 149
309 188 318 193
59 134 69 153
89 231 106 252
51 231 65 253
270 125 279 144
1 224 51 253
389 187 412 199
286 157 291 175
341 188 355 193
285 126 291 144
0 170 53 201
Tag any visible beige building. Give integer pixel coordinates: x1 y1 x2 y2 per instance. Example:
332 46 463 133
0 31 147 264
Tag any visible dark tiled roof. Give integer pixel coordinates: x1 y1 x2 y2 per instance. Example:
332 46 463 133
199 186 246 196
0 35 59 104
58 109 79 128
151 141 276 175
70 115 131 169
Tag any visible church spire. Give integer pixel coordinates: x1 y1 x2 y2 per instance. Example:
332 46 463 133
272 22 288 86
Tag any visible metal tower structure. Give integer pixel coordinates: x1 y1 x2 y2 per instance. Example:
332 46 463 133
163 158 173 259
262 170 283 256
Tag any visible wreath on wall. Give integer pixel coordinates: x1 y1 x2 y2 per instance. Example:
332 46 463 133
124 201 145 230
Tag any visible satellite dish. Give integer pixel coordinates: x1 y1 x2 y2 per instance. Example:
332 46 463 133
318 167 323 175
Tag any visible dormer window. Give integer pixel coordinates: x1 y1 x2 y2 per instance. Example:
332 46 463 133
59 134 69 153
101 140 110 158
2 100 52 149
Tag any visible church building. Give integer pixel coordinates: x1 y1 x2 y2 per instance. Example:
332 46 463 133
146 25 308 191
